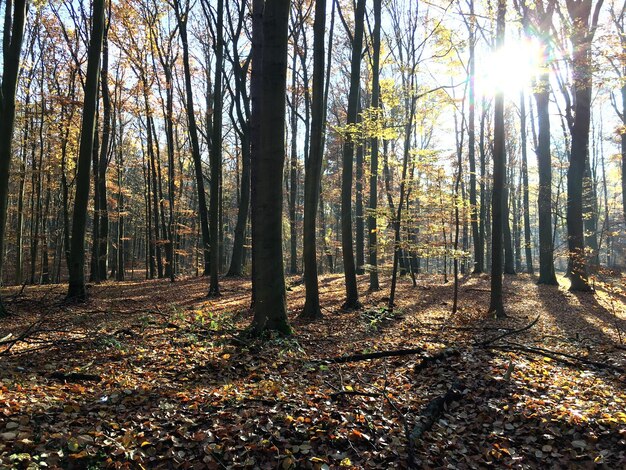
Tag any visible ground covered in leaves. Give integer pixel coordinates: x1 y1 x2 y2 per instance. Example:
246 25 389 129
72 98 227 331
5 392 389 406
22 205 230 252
0 272 625 469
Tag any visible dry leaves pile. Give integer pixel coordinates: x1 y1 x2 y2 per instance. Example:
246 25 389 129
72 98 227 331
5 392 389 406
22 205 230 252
0 273 624 469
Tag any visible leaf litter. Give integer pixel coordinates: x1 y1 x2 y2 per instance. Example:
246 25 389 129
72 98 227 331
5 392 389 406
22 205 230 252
0 273 624 468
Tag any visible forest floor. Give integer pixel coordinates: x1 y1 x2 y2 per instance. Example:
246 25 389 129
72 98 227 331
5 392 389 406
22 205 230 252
0 272 625 469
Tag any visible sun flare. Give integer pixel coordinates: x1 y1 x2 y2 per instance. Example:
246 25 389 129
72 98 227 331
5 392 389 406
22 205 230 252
477 38 544 97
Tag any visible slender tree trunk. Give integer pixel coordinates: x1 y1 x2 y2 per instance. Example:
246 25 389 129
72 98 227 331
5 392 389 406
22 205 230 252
98 27 111 282
250 0 263 307
468 0 482 274
208 0 223 297
389 98 416 309
488 0 506 318
520 91 534 274
340 0 365 310
67 0 105 301
116 132 125 281
175 2 211 277
225 0 251 278
355 103 365 275
534 72 557 284
503 150 515 275
289 43 299 274
368 0 382 291
622 81 626 224
301 0 327 320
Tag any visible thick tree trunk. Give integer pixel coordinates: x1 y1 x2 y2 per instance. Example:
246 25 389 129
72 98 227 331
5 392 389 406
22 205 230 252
0 0 27 313
251 0 291 335
565 0 601 292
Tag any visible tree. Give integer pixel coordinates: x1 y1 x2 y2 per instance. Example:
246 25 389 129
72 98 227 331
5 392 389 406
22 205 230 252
0 0 28 315
301 0 326 321
466 0 483 274
519 91 533 274
564 0 604 292
67 0 106 301
207 0 224 297
488 0 506 319
608 1 626 225
225 0 251 278
368 0 382 291
250 0 292 335
174 0 212 278
340 0 366 310
517 0 558 284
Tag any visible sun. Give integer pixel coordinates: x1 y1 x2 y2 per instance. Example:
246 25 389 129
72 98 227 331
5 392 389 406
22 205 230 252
476 38 544 97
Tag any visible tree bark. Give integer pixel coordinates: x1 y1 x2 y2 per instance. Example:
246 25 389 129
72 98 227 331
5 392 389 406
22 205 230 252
368 0 382 291
488 0 506 318
175 0 211 277
208 0 224 297
520 91 533 274
250 0 292 335
340 0 365 310
565 0 602 292
67 0 105 301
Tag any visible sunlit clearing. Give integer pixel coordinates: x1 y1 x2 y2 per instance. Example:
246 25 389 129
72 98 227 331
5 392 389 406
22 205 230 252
477 38 543 97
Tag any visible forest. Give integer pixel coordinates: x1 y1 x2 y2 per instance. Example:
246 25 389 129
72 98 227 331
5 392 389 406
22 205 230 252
0 0 625 468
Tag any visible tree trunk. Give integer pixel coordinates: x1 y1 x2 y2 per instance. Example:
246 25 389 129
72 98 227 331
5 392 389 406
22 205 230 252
355 104 365 275
520 91 534 274
175 1 211 277
565 0 600 292
468 0 482 274
97 25 111 281
289 42 299 275
208 0 224 297
340 0 365 310
534 73 558 284
488 0 506 318
368 0 382 291
225 0 251 278
250 0 292 335
67 0 105 301
301 0 327 320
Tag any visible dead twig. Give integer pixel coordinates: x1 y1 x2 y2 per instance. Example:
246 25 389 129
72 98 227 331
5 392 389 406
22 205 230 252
316 347 425 364
477 315 540 346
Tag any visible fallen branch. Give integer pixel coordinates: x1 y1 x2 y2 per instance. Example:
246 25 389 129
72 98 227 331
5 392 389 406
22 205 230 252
410 380 463 443
50 372 102 383
500 341 626 374
316 346 425 364
330 390 381 400
477 315 540 346
464 287 511 294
